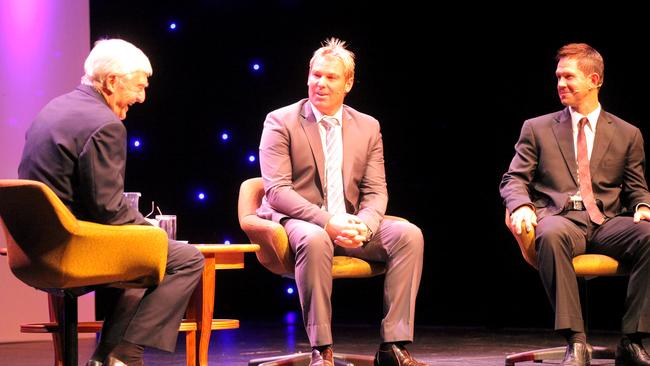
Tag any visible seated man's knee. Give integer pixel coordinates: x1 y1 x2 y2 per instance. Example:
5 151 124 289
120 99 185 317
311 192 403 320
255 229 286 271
295 227 333 257
190 247 205 268
173 242 204 271
392 221 424 254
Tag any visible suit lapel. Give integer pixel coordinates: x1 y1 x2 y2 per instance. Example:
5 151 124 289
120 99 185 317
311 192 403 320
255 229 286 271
552 109 579 186
300 102 326 190
341 108 354 194
590 111 614 176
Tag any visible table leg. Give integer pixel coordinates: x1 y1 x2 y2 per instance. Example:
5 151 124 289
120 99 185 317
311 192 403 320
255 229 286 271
185 276 201 366
198 254 216 366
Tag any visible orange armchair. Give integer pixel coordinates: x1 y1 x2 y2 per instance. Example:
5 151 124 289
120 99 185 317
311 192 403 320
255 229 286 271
504 209 626 365
238 177 390 366
0 179 168 366
238 177 387 280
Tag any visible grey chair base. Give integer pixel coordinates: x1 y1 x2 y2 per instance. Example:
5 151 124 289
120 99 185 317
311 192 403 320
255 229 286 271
249 352 375 366
505 345 615 365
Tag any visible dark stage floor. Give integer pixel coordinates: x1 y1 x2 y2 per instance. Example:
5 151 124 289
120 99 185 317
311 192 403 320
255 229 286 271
0 313 623 365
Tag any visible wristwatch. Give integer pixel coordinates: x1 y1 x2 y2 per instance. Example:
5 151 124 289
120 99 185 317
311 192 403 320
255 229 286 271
364 227 374 244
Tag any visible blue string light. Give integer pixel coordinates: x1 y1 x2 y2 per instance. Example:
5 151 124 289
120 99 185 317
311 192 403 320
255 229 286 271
169 22 177 30
284 311 298 324
221 132 229 141
197 192 206 200
248 154 256 163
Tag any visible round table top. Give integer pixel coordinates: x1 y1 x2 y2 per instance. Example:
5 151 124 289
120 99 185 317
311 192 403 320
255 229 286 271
191 243 260 253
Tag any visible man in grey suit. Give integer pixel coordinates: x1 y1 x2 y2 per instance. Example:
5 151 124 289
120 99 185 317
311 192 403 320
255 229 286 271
18 39 204 366
257 38 426 366
500 43 650 366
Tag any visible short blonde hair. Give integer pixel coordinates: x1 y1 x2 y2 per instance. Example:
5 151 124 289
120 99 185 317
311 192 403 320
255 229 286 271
81 39 152 86
309 37 355 81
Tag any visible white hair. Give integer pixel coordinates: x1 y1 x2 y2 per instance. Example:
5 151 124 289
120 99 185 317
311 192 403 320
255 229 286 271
81 39 152 86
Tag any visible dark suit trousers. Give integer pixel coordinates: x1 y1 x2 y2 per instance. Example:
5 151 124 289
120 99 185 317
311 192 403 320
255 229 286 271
99 239 204 352
536 211 650 334
284 218 424 347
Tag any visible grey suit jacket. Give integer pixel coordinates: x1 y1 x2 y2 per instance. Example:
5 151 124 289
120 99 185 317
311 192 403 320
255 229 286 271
257 99 387 234
18 84 146 226
500 107 650 220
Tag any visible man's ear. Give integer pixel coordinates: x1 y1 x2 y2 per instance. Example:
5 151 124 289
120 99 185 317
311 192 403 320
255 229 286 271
345 77 354 93
104 74 119 94
590 73 603 88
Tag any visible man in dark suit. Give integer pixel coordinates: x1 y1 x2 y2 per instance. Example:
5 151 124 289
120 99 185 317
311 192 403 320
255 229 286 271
257 38 426 366
500 43 650 366
18 39 204 366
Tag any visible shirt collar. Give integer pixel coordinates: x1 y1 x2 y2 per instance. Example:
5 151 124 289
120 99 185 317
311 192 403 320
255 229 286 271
311 104 344 125
570 104 601 131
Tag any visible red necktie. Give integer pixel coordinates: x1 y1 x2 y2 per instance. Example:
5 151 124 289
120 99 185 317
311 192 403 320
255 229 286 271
577 117 605 224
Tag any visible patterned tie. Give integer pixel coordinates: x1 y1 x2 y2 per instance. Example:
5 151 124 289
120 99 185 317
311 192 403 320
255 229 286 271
321 116 346 215
577 117 605 224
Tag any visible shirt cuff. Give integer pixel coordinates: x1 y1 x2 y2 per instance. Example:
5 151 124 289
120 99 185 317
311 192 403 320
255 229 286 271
635 203 650 212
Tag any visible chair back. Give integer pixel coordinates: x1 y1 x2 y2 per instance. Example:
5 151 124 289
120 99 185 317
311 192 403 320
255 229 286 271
504 209 625 276
0 179 168 290
238 177 295 275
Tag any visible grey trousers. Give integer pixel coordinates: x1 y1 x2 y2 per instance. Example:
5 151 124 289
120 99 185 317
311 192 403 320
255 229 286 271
285 218 424 347
99 239 204 352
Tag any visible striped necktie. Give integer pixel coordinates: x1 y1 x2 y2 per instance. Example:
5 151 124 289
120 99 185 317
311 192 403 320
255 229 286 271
320 116 346 214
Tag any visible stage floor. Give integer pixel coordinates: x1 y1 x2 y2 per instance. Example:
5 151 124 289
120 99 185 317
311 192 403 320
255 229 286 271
0 314 623 365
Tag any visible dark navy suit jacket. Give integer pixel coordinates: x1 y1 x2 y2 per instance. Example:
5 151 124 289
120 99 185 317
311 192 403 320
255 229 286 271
18 84 146 225
500 107 650 220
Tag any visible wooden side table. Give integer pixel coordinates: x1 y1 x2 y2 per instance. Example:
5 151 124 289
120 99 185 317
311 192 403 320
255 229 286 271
184 244 260 366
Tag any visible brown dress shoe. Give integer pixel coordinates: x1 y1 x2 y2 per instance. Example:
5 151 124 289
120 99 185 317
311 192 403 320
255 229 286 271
105 341 145 366
374 344 427 366
311 347 334 366
561 343 590 366
104 356 128 366
616 339 650 366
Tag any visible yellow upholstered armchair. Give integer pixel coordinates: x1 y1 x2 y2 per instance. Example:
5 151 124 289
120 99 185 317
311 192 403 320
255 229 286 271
504 209 626 365
238 177 389 366
0 179 168 366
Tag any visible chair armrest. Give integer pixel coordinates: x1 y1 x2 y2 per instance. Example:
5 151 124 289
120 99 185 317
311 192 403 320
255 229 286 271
240 214 294 276
505 210 537 269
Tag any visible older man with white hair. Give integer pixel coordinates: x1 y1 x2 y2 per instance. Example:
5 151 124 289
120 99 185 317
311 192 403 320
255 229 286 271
18 39 204 366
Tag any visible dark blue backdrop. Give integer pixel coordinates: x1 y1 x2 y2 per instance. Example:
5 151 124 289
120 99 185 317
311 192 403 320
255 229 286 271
90 1 649 331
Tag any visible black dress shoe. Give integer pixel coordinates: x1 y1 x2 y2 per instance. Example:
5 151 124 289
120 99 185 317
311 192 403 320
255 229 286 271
86 355 143 366
616 339 650 366
374 344 427 366
561 343 590 366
